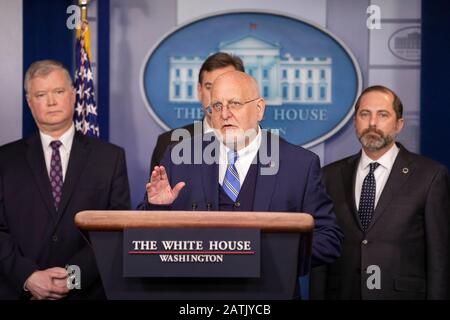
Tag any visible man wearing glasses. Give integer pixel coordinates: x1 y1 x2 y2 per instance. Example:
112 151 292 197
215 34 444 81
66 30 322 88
147 52 244 170
138 71 343 270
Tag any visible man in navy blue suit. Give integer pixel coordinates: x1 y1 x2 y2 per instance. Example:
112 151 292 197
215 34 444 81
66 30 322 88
138 71 342 268
0 60 130 300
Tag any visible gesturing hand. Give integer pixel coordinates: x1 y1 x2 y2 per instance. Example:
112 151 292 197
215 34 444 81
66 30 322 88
146 166 185 205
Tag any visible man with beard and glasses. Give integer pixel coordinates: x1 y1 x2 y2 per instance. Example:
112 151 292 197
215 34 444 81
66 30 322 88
147 52 244 170
138 71 343 298
310 85 450 300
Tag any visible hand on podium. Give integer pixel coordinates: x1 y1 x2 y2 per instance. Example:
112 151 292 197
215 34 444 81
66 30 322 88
146 166 185 205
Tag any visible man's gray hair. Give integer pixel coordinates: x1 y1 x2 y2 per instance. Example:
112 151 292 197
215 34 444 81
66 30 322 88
24 60 73 95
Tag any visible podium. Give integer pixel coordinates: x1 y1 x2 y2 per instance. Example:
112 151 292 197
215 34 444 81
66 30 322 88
75 211 313 300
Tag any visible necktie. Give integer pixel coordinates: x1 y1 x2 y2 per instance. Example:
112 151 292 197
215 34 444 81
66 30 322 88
358 162 380 231
49 140 63 210
222 151 240 202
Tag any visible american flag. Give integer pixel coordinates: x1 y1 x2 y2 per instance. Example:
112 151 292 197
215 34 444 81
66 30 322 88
74 21 99 137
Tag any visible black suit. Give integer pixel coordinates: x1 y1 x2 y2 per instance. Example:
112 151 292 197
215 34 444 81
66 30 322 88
311 143 450 299
149 122 203 170
0 131 130 299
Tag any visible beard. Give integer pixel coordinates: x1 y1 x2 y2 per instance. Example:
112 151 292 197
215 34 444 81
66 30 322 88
358 127 395 152
215 127 258 150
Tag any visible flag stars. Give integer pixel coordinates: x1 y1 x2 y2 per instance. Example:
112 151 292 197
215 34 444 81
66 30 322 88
75 22 100 138
86 69 93 82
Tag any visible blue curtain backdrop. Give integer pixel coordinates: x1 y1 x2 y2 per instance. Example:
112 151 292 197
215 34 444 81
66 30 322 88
420 0 450 169
97 0 110 141
23 0 74 137
22 0 110 141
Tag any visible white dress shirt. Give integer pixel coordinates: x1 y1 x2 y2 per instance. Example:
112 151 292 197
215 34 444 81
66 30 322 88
39 123 75 182
355 143 400 210
218 127 262 187
203 117 214 134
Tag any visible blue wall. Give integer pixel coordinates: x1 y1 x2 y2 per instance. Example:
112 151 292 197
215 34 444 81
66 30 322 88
22 0 110 141
420 0 450 169
97 0 110 141
23 0 74 137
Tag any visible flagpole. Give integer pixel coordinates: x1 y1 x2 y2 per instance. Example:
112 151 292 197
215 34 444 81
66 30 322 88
79 0 89 22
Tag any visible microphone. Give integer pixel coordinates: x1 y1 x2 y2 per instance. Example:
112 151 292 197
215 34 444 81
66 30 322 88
191 202 198 211
206 202 212 211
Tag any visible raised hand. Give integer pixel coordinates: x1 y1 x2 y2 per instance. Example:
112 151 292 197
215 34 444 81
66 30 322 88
146 166 185 205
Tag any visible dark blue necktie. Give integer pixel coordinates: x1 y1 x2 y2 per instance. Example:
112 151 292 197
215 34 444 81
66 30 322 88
358 162 380 231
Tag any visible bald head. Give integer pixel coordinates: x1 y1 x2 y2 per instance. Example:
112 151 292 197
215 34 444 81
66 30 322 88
211 71 260 101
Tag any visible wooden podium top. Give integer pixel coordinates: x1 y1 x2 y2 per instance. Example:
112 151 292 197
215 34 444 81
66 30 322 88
75 211 314 233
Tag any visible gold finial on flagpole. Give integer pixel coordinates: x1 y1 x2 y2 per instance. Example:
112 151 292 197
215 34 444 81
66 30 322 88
79 0 89 22
77 0 92 60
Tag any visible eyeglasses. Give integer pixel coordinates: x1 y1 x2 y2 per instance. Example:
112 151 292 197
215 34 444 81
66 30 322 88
210 97 260 113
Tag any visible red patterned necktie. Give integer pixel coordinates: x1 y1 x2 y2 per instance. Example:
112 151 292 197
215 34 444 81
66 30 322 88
49 140 63 210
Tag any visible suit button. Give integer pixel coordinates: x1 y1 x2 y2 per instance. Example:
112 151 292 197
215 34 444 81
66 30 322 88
234 201 241 208
362 239 368 245
52 235 58 242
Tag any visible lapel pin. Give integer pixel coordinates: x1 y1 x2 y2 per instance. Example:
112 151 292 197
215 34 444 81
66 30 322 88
261 160 276 168
402 167 409 174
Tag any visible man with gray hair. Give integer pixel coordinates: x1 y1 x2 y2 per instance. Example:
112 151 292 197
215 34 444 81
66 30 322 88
0 59 130 299
139 71 343 283
148 52 245 170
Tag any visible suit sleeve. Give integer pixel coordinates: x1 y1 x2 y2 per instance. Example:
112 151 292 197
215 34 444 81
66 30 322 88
150 131 171 170
303 155 343 267
106 147 131 210
135 134 165 210
0 170 38 294
425 166 450 299
67 147 131 292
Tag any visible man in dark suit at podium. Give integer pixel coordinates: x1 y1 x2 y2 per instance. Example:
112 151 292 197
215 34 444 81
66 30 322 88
0 60 131 299
310 85 450 299
148 52 244 170
138 71 343 268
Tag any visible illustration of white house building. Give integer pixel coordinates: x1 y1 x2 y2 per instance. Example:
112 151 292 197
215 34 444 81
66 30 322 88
169 35 332 105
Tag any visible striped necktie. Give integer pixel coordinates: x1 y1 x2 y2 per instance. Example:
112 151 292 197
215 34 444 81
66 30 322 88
222 151 240 202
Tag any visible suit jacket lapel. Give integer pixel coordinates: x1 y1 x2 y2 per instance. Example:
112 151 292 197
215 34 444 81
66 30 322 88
253 130 278 212
57 132 91 219
201 134 219 210
367 145 414 232
253 163 278 212
341 153 362 230
25 134 57 219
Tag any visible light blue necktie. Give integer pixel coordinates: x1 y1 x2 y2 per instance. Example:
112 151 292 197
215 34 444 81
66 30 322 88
222 151 240 202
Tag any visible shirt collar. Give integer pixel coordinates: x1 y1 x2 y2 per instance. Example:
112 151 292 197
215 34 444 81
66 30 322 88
203 117 214 134
40 123 75 149
360 143 400 171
